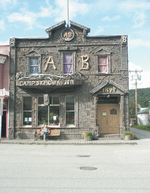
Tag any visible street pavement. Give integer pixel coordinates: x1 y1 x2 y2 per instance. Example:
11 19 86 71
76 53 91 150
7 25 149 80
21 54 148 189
0 128 150 193
130 127 150 139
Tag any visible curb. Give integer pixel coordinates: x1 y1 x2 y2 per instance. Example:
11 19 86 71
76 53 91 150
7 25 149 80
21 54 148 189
0 139 137 145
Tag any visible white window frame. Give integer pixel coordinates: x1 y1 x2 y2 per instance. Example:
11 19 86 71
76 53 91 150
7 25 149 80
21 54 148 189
29 57 39 75
98 55 108 74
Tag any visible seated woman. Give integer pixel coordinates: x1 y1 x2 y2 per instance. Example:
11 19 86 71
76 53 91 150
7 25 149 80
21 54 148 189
38 125 51 141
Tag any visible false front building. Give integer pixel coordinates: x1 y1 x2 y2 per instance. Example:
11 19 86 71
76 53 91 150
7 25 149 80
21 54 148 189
0 45 9 139
9 20 129 139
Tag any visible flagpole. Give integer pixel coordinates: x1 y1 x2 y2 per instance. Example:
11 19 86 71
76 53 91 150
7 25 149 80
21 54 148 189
67 0 69 27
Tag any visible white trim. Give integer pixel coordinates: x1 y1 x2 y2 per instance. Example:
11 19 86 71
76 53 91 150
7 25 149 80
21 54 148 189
0 115 2 138
0 88 9 97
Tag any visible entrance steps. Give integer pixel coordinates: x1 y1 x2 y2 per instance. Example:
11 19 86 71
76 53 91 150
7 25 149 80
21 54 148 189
100 133 121 139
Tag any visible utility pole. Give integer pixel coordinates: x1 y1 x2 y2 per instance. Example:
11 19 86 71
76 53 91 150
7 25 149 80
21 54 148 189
129 69 142 124
135 73 138 124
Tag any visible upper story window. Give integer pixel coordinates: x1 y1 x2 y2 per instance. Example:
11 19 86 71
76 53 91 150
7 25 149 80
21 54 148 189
98 56 108 73
63 53 73 73
29 58 38 74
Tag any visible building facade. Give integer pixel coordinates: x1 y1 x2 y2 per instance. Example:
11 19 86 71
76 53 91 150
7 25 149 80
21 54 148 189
0 45 10 138
9 21 129 139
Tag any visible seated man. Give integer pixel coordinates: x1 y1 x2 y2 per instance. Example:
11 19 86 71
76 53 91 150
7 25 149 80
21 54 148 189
38 125 51 141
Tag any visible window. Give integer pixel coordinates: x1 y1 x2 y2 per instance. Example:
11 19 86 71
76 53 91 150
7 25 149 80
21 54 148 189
29 58 38 74
98 56 108 73
23 97 32 126
38 96 60 126
63 53 73 73
66 97 75 126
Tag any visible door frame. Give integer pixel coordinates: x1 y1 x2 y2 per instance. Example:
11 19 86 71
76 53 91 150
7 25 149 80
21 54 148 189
97 103 120 134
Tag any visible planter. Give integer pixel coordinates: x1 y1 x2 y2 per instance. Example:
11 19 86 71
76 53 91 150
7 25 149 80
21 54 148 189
124 135 131 140
88 136 93 141
84 135 88 141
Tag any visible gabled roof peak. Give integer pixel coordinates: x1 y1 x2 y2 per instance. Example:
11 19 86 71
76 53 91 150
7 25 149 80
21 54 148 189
90 79 128 95
70 20 90 34
45 20 90 37
45 20 66 35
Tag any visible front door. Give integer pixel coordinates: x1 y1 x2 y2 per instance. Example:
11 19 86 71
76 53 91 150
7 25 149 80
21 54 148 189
97 104 119 134
2 111 6 138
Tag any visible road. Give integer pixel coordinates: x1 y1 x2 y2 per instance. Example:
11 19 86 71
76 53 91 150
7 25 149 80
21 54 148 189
130 127 150 139
0 130 150 193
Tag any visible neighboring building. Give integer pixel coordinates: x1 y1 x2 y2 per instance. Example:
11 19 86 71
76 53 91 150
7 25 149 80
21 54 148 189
9 20 129 139
0 45 9 138
137 108 150 125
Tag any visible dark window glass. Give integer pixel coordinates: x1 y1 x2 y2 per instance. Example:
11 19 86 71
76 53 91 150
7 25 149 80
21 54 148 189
38 96 60 126
38 97 44 104
38 106 48 125
23 97 32 126
66 97 75 126
23 97 32 110
66 97 74 110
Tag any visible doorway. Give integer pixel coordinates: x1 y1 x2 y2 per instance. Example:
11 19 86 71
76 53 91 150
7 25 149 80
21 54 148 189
97 104 119 134
2 111 6 138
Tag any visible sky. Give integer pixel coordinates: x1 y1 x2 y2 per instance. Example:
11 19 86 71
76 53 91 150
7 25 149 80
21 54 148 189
0 0 150 90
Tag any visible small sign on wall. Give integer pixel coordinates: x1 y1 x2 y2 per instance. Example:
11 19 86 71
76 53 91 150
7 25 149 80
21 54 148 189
103 112 106 117
44 94 49 106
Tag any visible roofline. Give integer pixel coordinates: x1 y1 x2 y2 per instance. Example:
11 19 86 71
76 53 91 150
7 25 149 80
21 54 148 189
10 34 127 41
70 20 90 33
87 35 128 38
10 36 48 40
0 45 9 47
45 20 66 34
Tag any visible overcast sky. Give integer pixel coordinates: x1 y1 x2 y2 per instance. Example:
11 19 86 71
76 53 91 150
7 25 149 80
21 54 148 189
0 0 150 90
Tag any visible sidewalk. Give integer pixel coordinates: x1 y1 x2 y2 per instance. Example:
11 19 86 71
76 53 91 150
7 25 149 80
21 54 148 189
0 138 137 145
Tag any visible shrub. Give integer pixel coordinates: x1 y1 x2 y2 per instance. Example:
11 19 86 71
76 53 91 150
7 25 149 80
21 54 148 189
123 131 133 140
123 130 139 140
86 131 93 141
131 124 150 131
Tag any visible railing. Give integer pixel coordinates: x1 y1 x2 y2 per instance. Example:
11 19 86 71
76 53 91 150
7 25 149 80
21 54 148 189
0 88 9 97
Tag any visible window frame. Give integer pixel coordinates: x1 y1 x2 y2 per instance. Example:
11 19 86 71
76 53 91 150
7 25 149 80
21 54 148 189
65 96 75 127
59 51 76 74
22 97 32 127
63 53 73 74
37 96 60 127
94 50 111 74
98 55 108 74
29 57 39 75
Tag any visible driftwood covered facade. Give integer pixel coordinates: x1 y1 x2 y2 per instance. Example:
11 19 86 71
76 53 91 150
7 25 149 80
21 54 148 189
9 20 129 139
